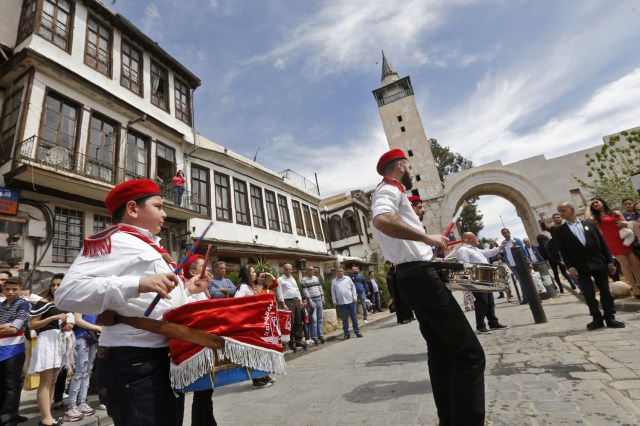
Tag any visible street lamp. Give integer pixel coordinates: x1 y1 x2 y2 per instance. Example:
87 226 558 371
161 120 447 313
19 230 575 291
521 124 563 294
5 234 23 267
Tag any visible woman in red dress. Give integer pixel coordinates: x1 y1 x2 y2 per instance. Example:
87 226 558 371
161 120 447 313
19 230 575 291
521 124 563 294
586 197 640 298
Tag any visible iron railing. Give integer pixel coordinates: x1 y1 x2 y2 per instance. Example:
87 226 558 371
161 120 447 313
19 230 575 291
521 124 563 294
376 88 414 107
15 136 202 212
278 169 320 195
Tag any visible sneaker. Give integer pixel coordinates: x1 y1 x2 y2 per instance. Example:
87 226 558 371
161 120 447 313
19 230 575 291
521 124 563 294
261 375 276 384
63 406 85 422
477 327 492 334
490 324 509 331
343 333 350 340
78 402 96 416
252 379 273 389
363 319 369 324
312 338 320 345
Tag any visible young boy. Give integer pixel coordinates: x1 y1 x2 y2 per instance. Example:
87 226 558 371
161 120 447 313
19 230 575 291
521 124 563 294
0 277 30 425
56 179 209 426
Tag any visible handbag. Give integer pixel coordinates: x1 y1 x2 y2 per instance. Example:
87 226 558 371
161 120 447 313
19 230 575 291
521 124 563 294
619 227 635 246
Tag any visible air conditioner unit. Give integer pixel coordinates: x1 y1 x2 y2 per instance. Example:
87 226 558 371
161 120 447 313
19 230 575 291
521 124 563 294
296 259 307 270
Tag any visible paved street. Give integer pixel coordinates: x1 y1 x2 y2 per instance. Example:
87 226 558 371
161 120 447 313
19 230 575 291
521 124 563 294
193 292 640 425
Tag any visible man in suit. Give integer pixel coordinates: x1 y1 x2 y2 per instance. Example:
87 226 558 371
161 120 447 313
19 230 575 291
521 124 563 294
500 228 530 304
554 201 625 330
522 238 543 263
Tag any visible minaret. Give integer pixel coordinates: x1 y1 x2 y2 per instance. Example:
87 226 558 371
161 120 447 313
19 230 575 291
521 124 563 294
372 52 443 201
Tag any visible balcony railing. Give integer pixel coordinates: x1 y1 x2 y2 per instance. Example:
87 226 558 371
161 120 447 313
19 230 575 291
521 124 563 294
376 88 414 107
278 169 320 195
14 136 203 213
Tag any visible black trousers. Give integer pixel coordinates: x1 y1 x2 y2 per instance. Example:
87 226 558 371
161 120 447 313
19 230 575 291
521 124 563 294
388 266 415 323
284 299 303 345
396 262 485 426
96 346 184 426
0 352 25 426
54 366 67 403
191 389 216 426
472 292 499 330
549 261 571 291
578 268 616 320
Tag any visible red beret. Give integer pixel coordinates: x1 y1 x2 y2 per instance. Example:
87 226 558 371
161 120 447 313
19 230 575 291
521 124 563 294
183 254 204 279
105 179 161 214
408 195 422 203
376 149 407 175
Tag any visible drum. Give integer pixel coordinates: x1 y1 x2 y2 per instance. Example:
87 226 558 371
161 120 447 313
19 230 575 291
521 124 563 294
445 263 510 292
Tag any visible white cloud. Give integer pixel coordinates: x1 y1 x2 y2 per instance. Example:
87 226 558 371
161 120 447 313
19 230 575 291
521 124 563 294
274 58 285 70
142 4 163 41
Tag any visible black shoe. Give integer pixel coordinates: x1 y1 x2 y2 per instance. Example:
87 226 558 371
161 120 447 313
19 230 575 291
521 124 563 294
355 332 363 338
343 333 350 340
497 294 505 299
477 327 492 334
490 324 510 331
605 319 625 328
17 415 28 423
587 319 605 330
296 341 308 349
519 301 528 305
318 336 325 344
288 344 297 353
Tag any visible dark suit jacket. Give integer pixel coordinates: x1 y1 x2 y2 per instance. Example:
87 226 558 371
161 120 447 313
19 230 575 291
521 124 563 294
554 220 613 274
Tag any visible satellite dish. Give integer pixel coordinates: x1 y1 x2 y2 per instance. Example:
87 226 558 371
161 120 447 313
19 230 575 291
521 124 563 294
341 249 350 257
46 146 69 165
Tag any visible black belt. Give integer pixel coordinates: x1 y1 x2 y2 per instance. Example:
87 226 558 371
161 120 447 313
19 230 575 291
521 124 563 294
284 298 298 302
97 346 168 358
396 261 464 271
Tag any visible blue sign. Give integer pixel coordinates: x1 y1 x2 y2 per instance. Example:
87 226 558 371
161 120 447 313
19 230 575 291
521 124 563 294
0 187 20 215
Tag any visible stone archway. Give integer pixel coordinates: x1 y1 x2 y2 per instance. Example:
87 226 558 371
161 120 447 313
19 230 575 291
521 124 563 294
439 168 549 240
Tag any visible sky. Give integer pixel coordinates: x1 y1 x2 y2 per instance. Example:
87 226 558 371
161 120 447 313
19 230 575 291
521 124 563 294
108 0 640 241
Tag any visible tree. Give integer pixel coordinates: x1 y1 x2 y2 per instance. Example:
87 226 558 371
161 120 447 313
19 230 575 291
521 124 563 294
428 138 484 235
574 129 640 208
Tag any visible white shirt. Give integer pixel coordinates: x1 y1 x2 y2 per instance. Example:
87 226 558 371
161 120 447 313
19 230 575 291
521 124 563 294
567 220 587 246
527 247 540 263
276 275 301 301
370 278 379 293
503 239 516 266
371 183 433 264
56 224 206 348
456 244 500 265
331 276 357 305
234 283 255 298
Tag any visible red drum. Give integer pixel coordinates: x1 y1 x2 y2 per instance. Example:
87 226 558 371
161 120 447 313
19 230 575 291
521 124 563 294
164 292 286 389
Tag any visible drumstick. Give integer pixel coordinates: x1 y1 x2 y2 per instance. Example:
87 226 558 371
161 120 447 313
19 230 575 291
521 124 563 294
144 222 214 317
200 244 213 279
431 203 467 260
447 239 463 247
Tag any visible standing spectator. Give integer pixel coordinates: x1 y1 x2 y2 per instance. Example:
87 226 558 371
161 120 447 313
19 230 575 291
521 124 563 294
29 274 74 426
539 211 564 234
366 271 383 313
522 238 543 263
457 233 509 334
331 268 362 339
275 264 306 351
172 170 186 206
0 277 30 426
349 266 368 324
500 228 530 304
371 149 484 425
256 270 278 294
554 201 625 329
300 266 325 344
621 198 637 221
586 197 640 298
63 313 101 422
209 262 237 299
0 271 12 303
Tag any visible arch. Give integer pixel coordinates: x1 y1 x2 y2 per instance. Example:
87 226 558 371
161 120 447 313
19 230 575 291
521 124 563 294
440 168 550 240
343 210 358 237
329 214 344 241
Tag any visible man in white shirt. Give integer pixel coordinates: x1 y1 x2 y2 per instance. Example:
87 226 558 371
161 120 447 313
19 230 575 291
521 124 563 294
371 149 485 425
457 232 509 334
276 264 306 351
56 179 209 426
522 238 542 263
331 267 362 339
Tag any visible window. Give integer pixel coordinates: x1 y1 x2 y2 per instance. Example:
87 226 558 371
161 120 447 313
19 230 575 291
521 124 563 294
121 41 142 95
40 92 79 161
408 149 413 157
311 208 324 241
233 179 250 225
151 61 169 111
214 173 231 221
86 114 117 182
0 88 24 164
302 204 314 239
343 211 358 237
174 78 191 124
400 126 405 132
155 143 175 187
291 200 305 236
250 185 266 228
19 0 73 50
264 190 280 231
397 115 403 122
277 195 292 233
125 131 148 179
85 15 112 76
93 214 112 233
53 207 83 263
191 165 210 215
329 215 343 241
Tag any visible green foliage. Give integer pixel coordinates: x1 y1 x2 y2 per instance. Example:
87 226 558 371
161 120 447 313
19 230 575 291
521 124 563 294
251 257 276 275
575 130 640 207
227 271 240 286
456 200 484 235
